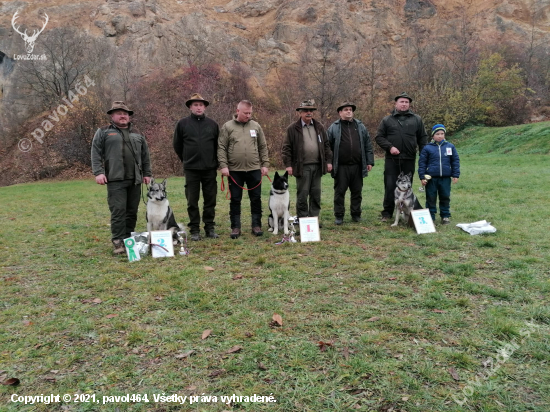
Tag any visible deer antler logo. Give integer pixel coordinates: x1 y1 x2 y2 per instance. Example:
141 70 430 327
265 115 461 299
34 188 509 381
11 11 49 54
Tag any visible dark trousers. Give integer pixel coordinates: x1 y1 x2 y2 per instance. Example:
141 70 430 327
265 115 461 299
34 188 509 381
382 158 416 218
334 164 363 218
425 176 452 219
184 168 217 233
295 164 322 218
107 179 142 240
228 170 262 227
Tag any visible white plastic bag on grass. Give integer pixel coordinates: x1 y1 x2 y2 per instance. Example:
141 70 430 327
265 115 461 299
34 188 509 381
456 220 496 235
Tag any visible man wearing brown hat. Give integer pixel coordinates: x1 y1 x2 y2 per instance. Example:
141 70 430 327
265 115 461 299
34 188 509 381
375 92 428 222
173 93 220 240
282 99 332 222
327 102 374 225
91 101 152 254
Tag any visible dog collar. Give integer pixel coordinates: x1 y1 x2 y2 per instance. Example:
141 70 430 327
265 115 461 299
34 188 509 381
397 187 409 192
272 189 287 194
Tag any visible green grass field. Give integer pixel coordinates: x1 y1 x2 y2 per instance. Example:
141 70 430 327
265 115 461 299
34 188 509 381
1 123 549 411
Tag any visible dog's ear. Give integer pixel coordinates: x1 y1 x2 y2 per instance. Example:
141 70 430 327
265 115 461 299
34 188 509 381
161 178 167 187
274 171 280 178
283 171 288 178
149 177 155 186
407 172 412 179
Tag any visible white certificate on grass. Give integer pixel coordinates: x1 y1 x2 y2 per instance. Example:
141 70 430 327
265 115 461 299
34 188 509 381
150 230 174 258
411 209 436 234
299 217 320 242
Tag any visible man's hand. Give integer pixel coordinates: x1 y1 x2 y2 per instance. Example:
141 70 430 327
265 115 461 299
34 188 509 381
421 179 428 186
452 177 458 184
143 176 151 185
261 167 269 177
390 147 400 155
327 163 333 173
367 165 373 172
286 166 293 176
220 167 230 177
95 174 107 185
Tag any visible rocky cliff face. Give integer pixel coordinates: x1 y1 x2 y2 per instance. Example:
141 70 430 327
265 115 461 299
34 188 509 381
1 0 549 131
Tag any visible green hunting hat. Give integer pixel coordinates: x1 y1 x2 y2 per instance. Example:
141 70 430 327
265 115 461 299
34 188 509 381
337 101 356 112
107 101 133 115
186 93 210 108
296 99 317 111
394 92 413 102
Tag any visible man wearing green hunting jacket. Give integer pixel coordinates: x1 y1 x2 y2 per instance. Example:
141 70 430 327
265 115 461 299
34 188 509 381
218 100 270 239
91 101 152 255
327 102 374 225
375 92 428 222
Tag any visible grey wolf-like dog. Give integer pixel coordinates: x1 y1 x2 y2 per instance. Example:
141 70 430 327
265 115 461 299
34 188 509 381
392 172 422 227
146 178 184 238
268 171 290 235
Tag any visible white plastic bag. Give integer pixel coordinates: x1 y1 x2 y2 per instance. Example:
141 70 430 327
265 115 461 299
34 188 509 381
456 220 497 235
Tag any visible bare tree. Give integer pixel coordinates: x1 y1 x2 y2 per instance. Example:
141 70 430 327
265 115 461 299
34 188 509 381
16 27 111 109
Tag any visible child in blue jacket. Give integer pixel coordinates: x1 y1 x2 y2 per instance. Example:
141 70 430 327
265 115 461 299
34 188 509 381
418 124 460 224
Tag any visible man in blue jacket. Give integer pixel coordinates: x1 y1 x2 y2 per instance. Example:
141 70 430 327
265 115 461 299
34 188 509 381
327 102 374 225
418 124 460 224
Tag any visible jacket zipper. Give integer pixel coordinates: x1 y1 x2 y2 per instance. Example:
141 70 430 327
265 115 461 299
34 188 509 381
438 143 442 176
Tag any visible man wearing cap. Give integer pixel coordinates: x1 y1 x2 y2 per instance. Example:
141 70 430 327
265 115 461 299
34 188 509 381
218 100 270 239
91 101 152 254
375 92 428 222
327 102 374 225
282 99 332 221
173 93 220 240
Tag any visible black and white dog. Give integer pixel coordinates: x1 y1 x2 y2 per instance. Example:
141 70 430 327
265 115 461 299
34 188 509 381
146 178 183 238
392 172 422 227
268 171 290 235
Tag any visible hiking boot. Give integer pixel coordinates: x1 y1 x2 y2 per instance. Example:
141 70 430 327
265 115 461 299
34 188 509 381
112 239 125 255
352 216 362 222
190 233 201 241
334 217 343 225
205 229 219 239
442 217 451 225
251 226 263 236
230 228 241 239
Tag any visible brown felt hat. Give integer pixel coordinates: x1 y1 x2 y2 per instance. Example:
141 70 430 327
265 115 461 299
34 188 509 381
296 99 317 111
107 101 133 115
337 101 356 112
186 93 210 108
394 92 413 102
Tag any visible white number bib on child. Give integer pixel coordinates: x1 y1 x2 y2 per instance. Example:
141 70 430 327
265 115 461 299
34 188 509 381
446 147 452 155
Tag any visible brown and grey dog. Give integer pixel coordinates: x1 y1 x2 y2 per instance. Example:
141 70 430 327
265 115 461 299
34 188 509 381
146 178 184 238
391 172 422 227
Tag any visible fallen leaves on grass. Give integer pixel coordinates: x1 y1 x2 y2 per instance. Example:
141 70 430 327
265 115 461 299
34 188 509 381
318 341 333 352
432 309 446 313
175 350 195 359
105 314 118 319
270 313 283 327
232 274 243 280
449 367 460 381
342 346 350 360
366 316 380 322
226 345 242 354
1 378 20 386
204 266 215 271
208 369 225 378
257 362 267 371
201 330 212 340
388 277 397 280
22 319 33 326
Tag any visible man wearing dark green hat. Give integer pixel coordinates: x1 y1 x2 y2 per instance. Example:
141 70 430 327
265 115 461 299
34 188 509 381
375 92 428 222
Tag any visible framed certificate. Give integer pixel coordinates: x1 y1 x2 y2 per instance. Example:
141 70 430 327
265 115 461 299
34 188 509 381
299 217 320 242
150 230 174 258
411 209 436 234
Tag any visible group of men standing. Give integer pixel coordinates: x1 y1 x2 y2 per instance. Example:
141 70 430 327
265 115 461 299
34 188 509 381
92 92 428 254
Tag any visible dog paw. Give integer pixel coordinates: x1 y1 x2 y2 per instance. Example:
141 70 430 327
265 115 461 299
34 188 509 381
284 231 289 235
391 223 398 227
268 227 273 232
272 230 278 235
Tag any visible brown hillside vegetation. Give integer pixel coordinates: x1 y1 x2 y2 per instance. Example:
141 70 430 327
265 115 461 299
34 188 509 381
0 0 549 185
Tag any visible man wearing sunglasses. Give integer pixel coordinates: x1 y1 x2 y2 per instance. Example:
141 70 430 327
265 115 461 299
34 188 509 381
282 99 333 223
